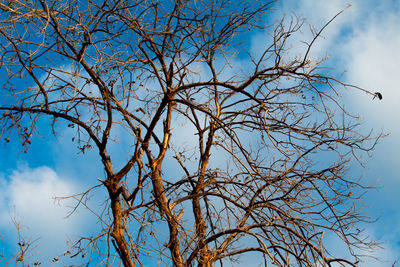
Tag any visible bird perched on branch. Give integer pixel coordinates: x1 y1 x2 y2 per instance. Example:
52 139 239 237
373 92 383 100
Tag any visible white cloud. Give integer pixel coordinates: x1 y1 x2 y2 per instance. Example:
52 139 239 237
251 0 400 264
250 0 356 62
0 165 94 264
274 0 400 129
286 0 400 264
343 9 400 128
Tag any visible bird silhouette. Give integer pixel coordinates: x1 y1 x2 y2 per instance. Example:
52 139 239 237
373 92 382 100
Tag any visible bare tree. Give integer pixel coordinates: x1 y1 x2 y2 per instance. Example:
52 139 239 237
0 0 383 266
0 214 42 266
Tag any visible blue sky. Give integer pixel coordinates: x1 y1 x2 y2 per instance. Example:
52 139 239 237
0 0 399 266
